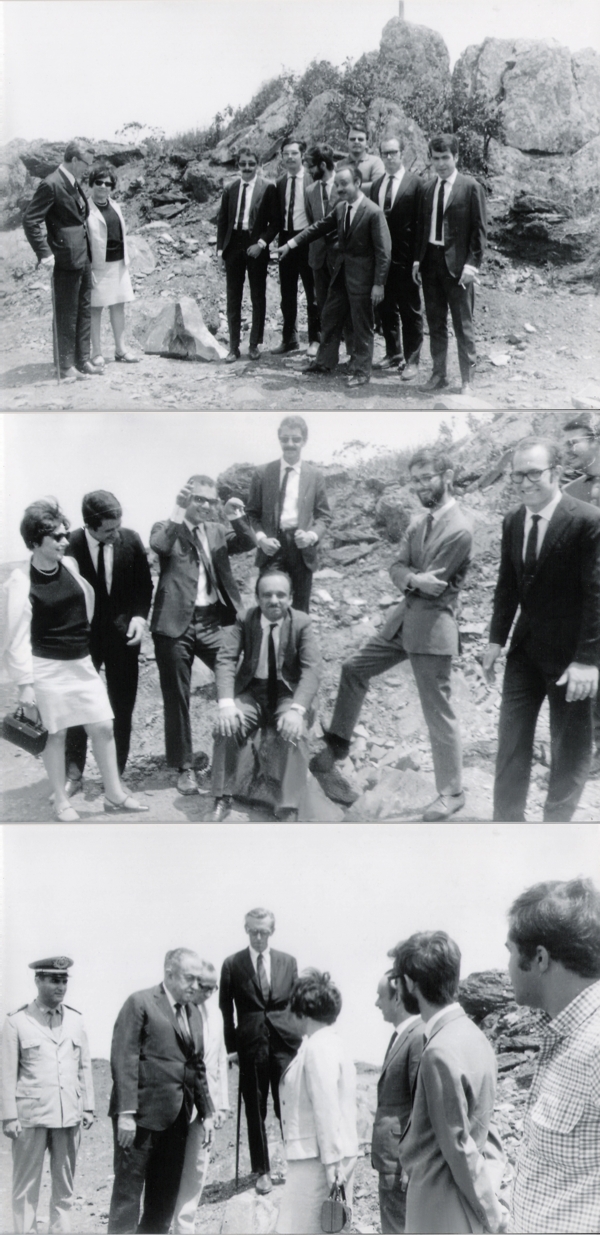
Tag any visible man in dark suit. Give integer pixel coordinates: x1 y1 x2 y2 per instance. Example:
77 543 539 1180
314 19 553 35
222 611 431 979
23 141 101 381
219 908 302 1193
279 164 391 387
150 476 255 795
413 133 487 395
312 448 472 821
107 949 214 1235
246 415 331 612
483 436 600 822
64 490 153 788
305 144 353 361
263 136 319 357
370 136 424 381
211 566 321 821
373 972 425 1232
216 146 276 363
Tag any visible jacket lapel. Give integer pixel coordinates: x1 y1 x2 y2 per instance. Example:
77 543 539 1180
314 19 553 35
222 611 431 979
250 608 263 674
533 498 572 575
242 946 263 997
512 506 527 584
278 611 291 672
188 1003 204 1054
347 195 367 238
231 179 242 224
424 1005 466 1046
444 172 462 211
297 461 310 526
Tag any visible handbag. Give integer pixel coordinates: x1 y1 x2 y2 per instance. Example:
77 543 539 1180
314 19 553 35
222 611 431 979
321 1182 350 1234
2 706 48 755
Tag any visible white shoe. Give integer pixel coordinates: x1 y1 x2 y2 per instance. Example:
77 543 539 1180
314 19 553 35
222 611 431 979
306 341 319 358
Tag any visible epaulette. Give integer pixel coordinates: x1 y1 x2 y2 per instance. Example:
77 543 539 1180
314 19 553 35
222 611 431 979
7 1004 28 1015
62 1004 82 1014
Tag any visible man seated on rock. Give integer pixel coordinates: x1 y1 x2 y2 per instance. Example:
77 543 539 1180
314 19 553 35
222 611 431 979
210 566 321 822
311 448 472 821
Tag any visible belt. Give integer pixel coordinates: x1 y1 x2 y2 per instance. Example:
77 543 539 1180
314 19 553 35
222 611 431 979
194 602 218 616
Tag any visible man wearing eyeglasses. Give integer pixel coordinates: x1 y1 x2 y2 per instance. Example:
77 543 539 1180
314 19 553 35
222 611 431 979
370 137 424 381
150 477 255 795
246 416 331 613
312 448 472 820
483 436 600 821
216 146 276 363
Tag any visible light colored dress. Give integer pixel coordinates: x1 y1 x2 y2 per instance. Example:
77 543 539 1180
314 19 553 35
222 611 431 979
87 196 134 308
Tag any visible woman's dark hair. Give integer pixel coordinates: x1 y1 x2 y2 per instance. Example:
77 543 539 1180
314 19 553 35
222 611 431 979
89 165 117 190
20 499 69 550
389 931 461 1006
81 490 122 530
290 969 342 1025
508 879 600 979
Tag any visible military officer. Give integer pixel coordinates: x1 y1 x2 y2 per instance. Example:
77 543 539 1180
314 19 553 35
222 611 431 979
1 956 94 1234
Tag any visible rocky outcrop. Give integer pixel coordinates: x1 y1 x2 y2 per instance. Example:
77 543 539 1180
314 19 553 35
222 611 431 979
211 92 299 165
377 18 451 119
459 969 545 1085
295 90 346 149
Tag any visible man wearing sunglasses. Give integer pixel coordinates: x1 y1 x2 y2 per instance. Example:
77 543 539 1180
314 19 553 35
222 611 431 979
150 477 255 795
216 146 276 363
483 436 600 821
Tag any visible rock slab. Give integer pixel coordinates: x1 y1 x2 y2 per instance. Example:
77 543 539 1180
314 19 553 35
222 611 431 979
144 296 227 361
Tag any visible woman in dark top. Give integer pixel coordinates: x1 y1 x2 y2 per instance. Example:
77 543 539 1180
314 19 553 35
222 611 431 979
4 499 147 821
87 166 138 367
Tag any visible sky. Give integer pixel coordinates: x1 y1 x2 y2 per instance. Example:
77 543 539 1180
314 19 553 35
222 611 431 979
3 0 599 143
3 821 599 1063
1 409 487 563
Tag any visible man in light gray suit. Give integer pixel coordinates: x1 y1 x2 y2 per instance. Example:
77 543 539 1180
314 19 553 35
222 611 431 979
373 972 425 1233
390 933 507 1235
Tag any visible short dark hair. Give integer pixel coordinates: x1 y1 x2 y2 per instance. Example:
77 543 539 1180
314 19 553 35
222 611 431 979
88 165 117 189
563 416 596 439
81 490 122 529
409 448 454 474
64 141 93 164
237 146 259 165
336 161 362 185
278 415 308 442
290 969 342 1025
255 567 292 598
429 133 459 156
512 437 562 469
348 123 368 138
307 144 335 172
20 499 70 550
187 474 216 489
390 931 461 1006
380 135 402 152
281 135 306 155
508 879 600 979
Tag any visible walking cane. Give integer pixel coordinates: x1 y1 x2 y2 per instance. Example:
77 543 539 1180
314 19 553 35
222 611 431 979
198 1147 210 1207
235 1068 242 1190
45 262 61 386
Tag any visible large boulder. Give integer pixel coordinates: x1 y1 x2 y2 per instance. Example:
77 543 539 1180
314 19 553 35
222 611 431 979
376 18 451 121
458 970 514 1023
19 139 144 179
182 162 220 202
126 235 156 274
144 297 228 361
217 462 258 505
375 486 421 541
211 92 299 166
295 90 346 148
366 99 429 172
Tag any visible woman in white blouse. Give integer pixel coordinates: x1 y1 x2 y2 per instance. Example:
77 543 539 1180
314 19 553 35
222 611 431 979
277 970 358 1235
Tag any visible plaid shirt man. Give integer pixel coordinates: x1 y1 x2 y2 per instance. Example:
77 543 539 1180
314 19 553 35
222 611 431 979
510 979 600 1233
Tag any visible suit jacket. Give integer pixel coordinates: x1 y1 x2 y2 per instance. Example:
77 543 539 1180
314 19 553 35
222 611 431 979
399 1007 504 1234
247 459 331 572
65 527 153 649
292 196 392 296
149 515 255 638
216 176 277 257
87 196 130 270
305 178 341 270
370 172 424 272
279 1026 358 1163
2 1002 94 1128
108 984 213 1131
215 605 321 710
416 172 487 278
219 947 302 1061
23 167 91 270
489 493 600 675
387 502 473 655
371 1017 425 1174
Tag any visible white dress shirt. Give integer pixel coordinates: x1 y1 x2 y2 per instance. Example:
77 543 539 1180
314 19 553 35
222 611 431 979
429 170 458 245
424 1001 461 1040
58 163 76 187
279 459 302 529
248 944 271 985
429 496 456 525
234 174 257 230
84 527 114 593
343 191 364 236
163 984 191 1035
523 491 563 559
255 612 283 679
378 167 405 210
171 512 218 607
285 172 309 231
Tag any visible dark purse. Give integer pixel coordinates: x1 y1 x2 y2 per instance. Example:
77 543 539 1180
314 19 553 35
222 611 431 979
2 706 48 755
321 1182 350 1233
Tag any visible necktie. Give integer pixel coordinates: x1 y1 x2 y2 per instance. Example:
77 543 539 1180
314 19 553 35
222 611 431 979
267 623 279 713
256 952 270 1002
344 204 352 240
523 514 541 580
96 543 110 616
74 179 86 213
423 513 435 545
435 179 445 242
174 1002 193 1047
383 176 394 212
384 1030 398 1061
194 527 217 598
321 181 329 214
279 466 293 528
287 176 296 232
237 181 248 231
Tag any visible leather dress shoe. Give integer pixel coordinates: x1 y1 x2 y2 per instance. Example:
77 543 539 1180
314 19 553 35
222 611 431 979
177 768 199 795
62 366 90 381
212 796 233 821
79 360 103 376
347 374 369 387
418 374 449 392
256 1174 273 1194
374 355 401 370
302 362 329 375
225 349 240 364
271 340 299 355
248 346 260 360
422 791 466 822
401 361 420 382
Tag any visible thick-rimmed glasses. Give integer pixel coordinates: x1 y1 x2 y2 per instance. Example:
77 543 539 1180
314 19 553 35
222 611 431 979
511 468 552 484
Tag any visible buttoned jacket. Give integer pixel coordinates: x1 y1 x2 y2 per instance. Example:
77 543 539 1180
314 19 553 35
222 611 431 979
279 1025 359 1164
416 172 487 278
216 176 277 257
386 503 473 654
247 459 331 573
149 515 255 637
305 178 341 270
1 1001 94 1127
291 196 392 296
23 167 91 270
219 947 301 1060
370 171 424 271
215 605 321 710
372 1017 425 1174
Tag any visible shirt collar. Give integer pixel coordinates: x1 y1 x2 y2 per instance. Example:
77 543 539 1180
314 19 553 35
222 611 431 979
59 163 76 186
438 169 458 190
163 984 181 1012
34 997 63 1018
424 1001 461 1039
280 458 301 475
248 944 270 964
391 1013 421 1043
429 496 456 523
388 166 405 181
525 491 562 521
543 979 600 1040
260 612 283 632
183 517 204 536
240 174 257 188
85 527 112 554
347 192 364 209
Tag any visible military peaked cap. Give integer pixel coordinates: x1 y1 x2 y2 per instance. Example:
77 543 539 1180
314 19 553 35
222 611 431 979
29 956 74 974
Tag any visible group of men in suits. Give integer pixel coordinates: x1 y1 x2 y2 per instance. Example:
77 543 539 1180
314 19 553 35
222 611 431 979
216 126 487 391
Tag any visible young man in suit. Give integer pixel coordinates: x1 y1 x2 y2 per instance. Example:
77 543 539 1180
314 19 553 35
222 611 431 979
483 436 600 822
313 448 472 821
216 146 276 363
211 566 321 821
561 415 600 506
246 415 330 613
64 490 153 789
23 141 101 381
345 122 385 194
370 136 424 381
413 133 487 395
107 949 214 1235
279 165 391 387
391 933 506 1235
150 476 255 796
373 972 425 1233
219 909 302 1194
305 144 354 360
265 136 319 357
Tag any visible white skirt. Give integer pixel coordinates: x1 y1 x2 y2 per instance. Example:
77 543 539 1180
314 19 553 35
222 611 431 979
276 1157 355 1235
91 259 134 308
32 655 114 734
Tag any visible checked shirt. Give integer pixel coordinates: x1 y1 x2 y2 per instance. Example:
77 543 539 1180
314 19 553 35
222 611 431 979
510 980 600 1233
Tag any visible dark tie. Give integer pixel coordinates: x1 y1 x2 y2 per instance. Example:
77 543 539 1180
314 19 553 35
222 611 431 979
321 182 330 214
278 466 293 528
267 623 279 713
287 176 296 232
523 514 541 580
194 527 217 598
237 181 248 230
74 179 86 214
174 1002 193 1047
344 204 352 239
423 513 435 545
96 543 110 617
383 176 394 212
435 179 445 242
256 952 270 1002
384 1030 398 1061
